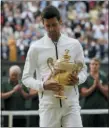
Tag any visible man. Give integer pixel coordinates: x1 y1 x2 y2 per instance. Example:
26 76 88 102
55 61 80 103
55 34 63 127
22 5 87 127
1 65 29 127
79 58 108 127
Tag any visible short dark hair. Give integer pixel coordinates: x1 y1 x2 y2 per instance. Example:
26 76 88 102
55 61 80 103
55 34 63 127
91 57 101 64
41 5 61 21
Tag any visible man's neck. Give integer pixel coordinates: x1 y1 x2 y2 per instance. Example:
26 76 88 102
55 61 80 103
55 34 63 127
10 80 19 85
49 33 61 42
52 38 59 42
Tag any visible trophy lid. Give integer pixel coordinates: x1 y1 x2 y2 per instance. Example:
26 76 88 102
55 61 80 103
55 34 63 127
62 49 71 62
55 49 83 72
55 49 73 72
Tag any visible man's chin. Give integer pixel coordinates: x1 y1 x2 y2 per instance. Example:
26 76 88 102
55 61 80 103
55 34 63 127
49 36 58 42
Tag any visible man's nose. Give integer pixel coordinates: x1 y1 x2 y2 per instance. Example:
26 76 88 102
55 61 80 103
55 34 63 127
93 65 96 68
49 27 54 32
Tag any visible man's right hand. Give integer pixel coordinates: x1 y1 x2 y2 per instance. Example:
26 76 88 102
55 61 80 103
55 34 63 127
43 79 64 92
93 74 99 87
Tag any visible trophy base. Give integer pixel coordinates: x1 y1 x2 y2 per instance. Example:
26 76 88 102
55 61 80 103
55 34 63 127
54 94 67 99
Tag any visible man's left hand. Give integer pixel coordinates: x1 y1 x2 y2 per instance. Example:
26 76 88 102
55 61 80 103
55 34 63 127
96 81 102 88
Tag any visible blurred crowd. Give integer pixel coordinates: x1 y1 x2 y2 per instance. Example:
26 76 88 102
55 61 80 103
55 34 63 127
1 1 108 63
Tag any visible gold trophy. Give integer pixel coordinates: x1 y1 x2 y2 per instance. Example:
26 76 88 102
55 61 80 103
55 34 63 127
47 49 83 99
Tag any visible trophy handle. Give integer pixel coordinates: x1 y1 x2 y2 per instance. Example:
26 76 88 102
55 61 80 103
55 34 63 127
47 58 54 74
76 62 83 72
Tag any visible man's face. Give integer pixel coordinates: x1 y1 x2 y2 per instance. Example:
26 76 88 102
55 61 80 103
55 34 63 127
43 17 62 41
89 60 100 72
9 72 19 83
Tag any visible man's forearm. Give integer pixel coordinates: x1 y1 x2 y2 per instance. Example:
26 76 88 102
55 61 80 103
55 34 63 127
98 84 109 98
1 90 15 99
81 85 96 97
22 76 44 92
22 45 44 92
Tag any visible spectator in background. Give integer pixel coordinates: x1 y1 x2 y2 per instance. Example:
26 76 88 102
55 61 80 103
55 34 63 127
21 7 34 24
1 65 30 127
1 34 9 60
60 23 74 38
92 18 105 40
8 35 17 62
74 1 87 14
16 32 25 60
87 37 97 59
27 1 39 13
3 22 13 39
79 58 108 127
5 11 14 27
14 24 23 40
92 18 107 60
89 2 99 24
1 11 5 26
58 3 67 24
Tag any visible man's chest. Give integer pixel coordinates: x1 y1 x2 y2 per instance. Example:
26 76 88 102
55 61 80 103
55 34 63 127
36 45 78 67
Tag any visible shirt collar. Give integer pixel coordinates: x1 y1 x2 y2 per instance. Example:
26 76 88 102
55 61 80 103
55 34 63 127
44 33 63 46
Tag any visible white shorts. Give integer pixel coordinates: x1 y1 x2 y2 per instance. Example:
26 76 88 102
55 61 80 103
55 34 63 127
39 104 83 127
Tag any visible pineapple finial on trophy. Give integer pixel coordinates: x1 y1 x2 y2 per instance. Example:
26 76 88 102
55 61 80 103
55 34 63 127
63 49 71 62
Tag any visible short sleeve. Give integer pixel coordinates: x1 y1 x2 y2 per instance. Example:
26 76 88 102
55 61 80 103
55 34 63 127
20 80 29 93
1 82 7 93
102 75 108 85
78 79 88 93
